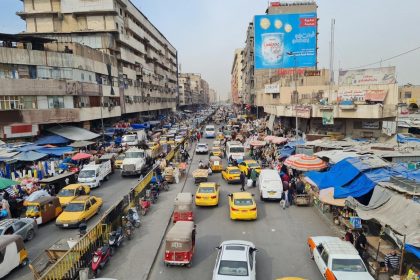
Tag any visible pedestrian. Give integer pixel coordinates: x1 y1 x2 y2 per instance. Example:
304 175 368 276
281 180 289 209
355 230 367 258
1 198 11 218
384 249 401 276
240 172 246 191
250 168 257 188
344 229 354 244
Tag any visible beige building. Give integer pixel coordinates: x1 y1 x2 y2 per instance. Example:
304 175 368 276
231 48 243 105
178 73 211 107
209 89 217 104
399 84 420 109
17 0 179 117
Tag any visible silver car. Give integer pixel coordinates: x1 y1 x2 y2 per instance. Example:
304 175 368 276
0 218 38 241
212 240 257 280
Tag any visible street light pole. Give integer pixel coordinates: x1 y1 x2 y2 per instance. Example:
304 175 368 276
287 52 298 139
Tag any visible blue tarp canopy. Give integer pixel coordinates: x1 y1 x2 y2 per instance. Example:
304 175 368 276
35 147 73 156
14 151 47 162
131 123 150 130
17 144 42 152
405 244 420 259
397 134 420 143
35 135 69 145
279 139 305 158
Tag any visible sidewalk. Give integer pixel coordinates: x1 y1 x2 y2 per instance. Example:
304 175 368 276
103 145 195 280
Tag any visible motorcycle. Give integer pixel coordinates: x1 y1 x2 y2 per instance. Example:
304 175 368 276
123 217 134 240
150 185 159 204
139 196 151 216
127 207 141 228
109 227 124 254
91 244 111 277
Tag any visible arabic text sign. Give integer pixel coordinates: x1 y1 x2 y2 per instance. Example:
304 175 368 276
338 67 396 86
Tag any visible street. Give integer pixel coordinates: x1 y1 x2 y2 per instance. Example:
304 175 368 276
105 126 334 280
5 172 140 280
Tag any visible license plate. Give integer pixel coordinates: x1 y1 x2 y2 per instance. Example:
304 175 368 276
63 224 69 227
268 191 276 195
241 210 247 212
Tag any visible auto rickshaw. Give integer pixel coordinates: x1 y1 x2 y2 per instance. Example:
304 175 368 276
173 193 194 223
164 221 196 267
25 196 63 225
164 166 175 183
0 235 29 278
209 156 223 172
39 172 77 195
192 169 208 184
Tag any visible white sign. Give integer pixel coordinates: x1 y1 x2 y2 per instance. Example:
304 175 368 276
382 121 397 136
338 67 396 86
265 83 280 94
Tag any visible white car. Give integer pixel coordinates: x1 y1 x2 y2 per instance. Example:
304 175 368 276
212 240 257 280
175 135 184 143
195 143 209 154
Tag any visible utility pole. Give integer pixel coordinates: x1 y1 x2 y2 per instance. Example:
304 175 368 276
287 52 298 139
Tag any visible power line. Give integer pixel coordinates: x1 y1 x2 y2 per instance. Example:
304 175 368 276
347 45 420 70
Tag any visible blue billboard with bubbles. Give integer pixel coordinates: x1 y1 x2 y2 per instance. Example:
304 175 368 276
254 13 317 69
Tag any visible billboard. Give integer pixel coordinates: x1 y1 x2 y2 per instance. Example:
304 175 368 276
254 13 317 69
337 89 388 102
338 67 396 86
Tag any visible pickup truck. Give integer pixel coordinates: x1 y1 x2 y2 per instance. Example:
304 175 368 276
78 160 112 188
121 148 147 177
308 236 374 280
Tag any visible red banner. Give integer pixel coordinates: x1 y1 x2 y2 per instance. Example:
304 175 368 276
299 17 317 27
11 125 33 134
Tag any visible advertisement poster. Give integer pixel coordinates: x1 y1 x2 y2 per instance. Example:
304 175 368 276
254 13 317 69
338 67 396 86
322 111 334 125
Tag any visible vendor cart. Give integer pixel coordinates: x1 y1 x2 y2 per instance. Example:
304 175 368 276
294 194 311 206
177 162 188 177
192 169 208 184
164 167 175 183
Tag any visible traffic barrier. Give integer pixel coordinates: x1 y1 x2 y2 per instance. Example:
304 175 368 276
32 145 181 279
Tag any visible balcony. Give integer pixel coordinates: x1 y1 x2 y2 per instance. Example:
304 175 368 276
16 10 58 19
79 106 121 121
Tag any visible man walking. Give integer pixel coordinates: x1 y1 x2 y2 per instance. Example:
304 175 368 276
239 171 246 191
355 230 367 258
384 250 401 276
250 168 257 188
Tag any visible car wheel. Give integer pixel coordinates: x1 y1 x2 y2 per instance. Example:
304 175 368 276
26 229 35 241
21 258 29 267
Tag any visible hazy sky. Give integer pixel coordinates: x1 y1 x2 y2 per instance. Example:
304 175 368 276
2 0 420 99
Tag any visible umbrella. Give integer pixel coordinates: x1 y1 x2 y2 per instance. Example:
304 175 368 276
43 144 57 148
271 137 288 145
319 187 346 206
0 177 19 190
72 152 92 161
250 140 266 147
264 135 276 142
284 154 327 171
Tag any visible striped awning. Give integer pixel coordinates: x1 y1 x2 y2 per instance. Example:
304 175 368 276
284 154 327 171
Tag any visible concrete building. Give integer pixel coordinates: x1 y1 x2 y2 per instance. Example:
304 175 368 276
231 48 244 105
17 0 179 119
209 88 217 104
399 84 420 109
0 34 121 138
178 73 211 107
242 23 254 106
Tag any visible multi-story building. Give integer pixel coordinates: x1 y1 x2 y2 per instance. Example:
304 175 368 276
242 23 254 106
209 89 217 104
17 0 179 119
399 84 420 109
178 75 192 107
231 48 243 105
178 73 211 106
201 79 209 104
0 34 121 138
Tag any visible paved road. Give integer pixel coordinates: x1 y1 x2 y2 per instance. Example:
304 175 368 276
105 126 335 280
6 171 140 280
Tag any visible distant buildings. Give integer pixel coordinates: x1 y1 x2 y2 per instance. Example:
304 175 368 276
178 73 215 107
231 48 244 105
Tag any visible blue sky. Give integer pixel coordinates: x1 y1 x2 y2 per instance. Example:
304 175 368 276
2 0 420 99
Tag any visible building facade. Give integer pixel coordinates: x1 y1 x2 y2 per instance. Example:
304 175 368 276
209 88 217 104
399 84 420 109
231 48 243 105
17 0 179 117
178 73 211 107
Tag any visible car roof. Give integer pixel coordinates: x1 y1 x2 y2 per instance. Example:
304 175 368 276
220 240 255 261
227 166 240 171
322 239 360 256
70 195 91 202
199 182 216 188
64 184 86 190
232 192 253 199
244 160 257 164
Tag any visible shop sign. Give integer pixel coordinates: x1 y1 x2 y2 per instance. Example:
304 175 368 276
362 121 380 130
295 105 311 118
338 66 396 86
4 124 39 139
264 83 280 94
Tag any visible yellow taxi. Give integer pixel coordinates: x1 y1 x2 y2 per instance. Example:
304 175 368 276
56 184 91 206
216 132 225 141
221 166 241 184
195 182 220 206
238 160 261 176
228 192 257 220
55 195 102 228
115 154 125 169
210 147 224 158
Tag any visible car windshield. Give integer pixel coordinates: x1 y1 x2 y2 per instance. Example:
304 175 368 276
198 144 207 148
228 169 240 174
58 189 75 197
332 258 367 272
26 205 40 212
78 170 95 178
247 162 259 168
122 135 136 142
117 155 125 160
125 151 144 158
65 203 85 212
234 199 253 206
198 187 215 193
218 260 249 276
230 147 244 153
206 127 215 131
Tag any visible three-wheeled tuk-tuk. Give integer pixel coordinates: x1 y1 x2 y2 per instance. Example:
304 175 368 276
39 172 77 195
209 156 223 173
25 196 63 225
164 221 196 267
173 193 194 223
0 235 29 278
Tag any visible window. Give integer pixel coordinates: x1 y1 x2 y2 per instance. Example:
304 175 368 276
13 221 26 231
404 92 412 98
85 201 91 210
0 96 20 110
4 226 14 235
321 249 329 265
48 96 64 109
81 73 85 80
90 198 97 205
249 249 254 270
21 96 37 109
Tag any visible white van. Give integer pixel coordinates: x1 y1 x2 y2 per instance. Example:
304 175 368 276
226 141 245 162
258 169 283 201
205 125 216 138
